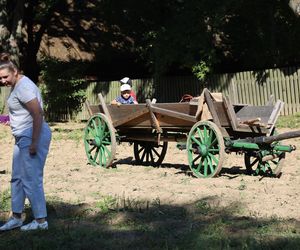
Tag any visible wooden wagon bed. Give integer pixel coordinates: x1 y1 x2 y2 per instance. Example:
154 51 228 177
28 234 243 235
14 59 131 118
86 88 284 138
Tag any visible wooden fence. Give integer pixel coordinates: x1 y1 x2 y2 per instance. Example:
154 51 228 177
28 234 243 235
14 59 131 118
1 66 300 120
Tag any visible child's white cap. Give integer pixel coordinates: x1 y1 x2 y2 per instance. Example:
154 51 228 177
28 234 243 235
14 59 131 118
120 84 131 92
120 77 131 85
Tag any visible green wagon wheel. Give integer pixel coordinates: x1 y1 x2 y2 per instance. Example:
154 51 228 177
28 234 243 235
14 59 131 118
187 121 225 178
134 141 168 167
84 113 116 167
244 129 285 177
244 152 285 177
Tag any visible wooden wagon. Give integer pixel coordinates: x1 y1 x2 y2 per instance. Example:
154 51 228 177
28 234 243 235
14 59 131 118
84 88 298 178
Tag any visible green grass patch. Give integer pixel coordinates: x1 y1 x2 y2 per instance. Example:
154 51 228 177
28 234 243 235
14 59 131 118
0 188 11 211
51 127 83 142
277 113 300 128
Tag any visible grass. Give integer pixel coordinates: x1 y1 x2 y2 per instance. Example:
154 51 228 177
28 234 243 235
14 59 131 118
277 113 300 128
0 191 299 250
51 127 83 142
0 188 11 211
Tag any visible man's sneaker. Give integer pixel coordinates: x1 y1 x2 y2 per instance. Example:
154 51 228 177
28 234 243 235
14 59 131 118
20 220 48 231
0 217 23 231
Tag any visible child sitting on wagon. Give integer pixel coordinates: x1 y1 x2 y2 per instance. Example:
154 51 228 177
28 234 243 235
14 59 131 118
119 77 137 101
111 83 138 105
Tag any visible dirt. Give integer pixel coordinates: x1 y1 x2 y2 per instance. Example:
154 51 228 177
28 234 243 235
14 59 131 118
0 123 299 220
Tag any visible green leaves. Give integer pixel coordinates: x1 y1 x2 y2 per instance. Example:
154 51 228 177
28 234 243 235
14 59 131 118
40 57 88 121
192 61 211 80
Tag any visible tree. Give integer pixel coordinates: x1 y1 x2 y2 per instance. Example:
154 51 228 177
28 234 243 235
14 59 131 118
0 0 24 65
0 0 63 82
1 0 300 83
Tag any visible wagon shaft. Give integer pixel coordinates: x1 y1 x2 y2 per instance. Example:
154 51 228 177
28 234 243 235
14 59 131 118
249 130 300 145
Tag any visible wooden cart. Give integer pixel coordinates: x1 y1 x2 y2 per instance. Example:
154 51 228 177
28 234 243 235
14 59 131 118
84 88 298 178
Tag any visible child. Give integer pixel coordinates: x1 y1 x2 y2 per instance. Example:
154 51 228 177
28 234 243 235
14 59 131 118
111 84 138 105
119 77 137 101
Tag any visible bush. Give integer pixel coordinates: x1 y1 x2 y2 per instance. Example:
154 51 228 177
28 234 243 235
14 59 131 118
39 57 88 121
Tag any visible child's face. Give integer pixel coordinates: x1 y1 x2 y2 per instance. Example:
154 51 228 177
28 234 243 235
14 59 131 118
121 90 131 99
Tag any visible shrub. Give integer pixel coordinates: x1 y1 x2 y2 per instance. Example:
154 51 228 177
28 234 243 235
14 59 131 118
39 57 88 121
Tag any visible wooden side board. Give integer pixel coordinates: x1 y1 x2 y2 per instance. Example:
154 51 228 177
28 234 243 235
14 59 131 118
108 103 197 128
85 90 282 137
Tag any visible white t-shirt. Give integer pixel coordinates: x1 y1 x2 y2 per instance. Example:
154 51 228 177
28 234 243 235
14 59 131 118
7 76 43 136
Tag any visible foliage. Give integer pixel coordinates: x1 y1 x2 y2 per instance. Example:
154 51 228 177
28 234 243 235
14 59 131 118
192 61 211 80
97 0 300 76
0 0 64 81
40 57 87 121
2 1 300 82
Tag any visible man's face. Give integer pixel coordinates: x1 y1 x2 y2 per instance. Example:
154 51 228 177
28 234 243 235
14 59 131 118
0 68 17 86
121 90 131 99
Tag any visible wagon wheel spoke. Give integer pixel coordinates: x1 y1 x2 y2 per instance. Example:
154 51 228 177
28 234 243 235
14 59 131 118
149 150 155 164
103 144 111 158
208 153 219 165
249 158 259 168
207 130 213 145
98 147 103 166
87 126 97 137
208 148 219 153
140 148 146 162
93 148 100 162
196 157 203 172
209 158 215 174
192 154 201 165
152 147 161 158
194 129 203 143
191 135 202 147
137 145 145 154
203 126 208 143
91 119 99 136
209 137 217 149
101 147 107 167
146 149 150 163
88 145 96 154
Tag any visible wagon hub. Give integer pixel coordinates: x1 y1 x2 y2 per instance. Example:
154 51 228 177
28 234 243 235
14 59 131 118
92 136 102 147
198 144 208 156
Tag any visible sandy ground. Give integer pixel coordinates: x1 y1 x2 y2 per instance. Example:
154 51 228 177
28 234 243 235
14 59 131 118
0 123 299 220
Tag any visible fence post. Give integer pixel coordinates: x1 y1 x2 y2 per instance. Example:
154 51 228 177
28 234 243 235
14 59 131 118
230 78 238 104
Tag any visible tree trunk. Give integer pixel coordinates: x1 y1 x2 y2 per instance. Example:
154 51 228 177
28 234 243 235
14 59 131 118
9 0 25 66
